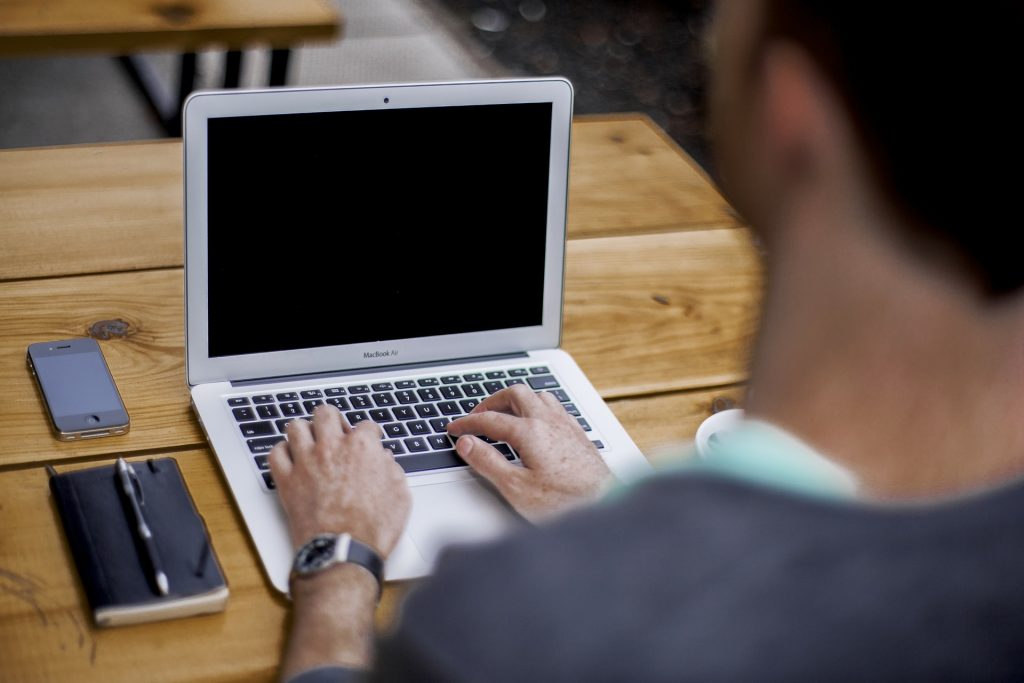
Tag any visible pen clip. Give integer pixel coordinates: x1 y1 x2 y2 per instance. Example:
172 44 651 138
126 463 145 506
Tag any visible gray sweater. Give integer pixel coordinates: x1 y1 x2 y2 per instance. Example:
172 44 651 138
299 473 1024 681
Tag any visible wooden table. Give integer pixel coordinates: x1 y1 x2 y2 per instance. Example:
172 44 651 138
0 0 342 134
0 115 761 681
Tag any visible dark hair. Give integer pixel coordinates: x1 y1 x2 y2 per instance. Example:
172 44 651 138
760 1 1024 296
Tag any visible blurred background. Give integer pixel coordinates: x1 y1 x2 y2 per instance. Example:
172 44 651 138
0 0 713 169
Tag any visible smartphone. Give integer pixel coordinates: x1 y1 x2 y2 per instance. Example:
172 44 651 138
27 338 130 441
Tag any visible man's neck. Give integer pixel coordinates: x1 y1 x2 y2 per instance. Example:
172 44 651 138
745 199 1024 500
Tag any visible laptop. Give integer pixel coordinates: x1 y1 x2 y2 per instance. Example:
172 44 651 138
184 78 652 595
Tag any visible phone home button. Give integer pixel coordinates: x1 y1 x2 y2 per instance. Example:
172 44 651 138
86 415 100 425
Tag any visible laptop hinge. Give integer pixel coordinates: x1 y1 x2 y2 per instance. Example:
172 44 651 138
229 351 531 387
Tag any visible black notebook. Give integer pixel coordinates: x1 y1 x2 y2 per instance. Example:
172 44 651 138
50 457 229 627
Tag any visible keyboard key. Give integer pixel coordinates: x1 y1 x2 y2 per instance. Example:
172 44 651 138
395 380 416 389
494 443 517 461
254 454 270 470
505 378 526 387
395 390 418 405
403 437 429 453
369 408 393 423
428 434 453 450
393 406 416 421
430 417 451 433
280 402 302 417
459 399 480 413
350 395 372 409
577 417 592 432
256 404 280 419
485 370 507 380
508 368 529 377
262 472 276 489
372 382 394 392
349 385 370 394
382 440 405 455
417 388 440 402
529 366 550 375
549 389 571 403
372 392 396 407
324 387 346 396
276 392 299 401
527 375 560 390
564 403 581 417
232 407 255 422
303 399 324 414
463 383 484 397
228 397 250 407
440 375 461 384
462 373 484 382
326 397 351 411
439 385 464 400
483 381 504 394
276 418 298 433
300 389 323 399
591 440 606 450
438 401 461 416
384 423 408 438
408 420 430 436
252 394 275 404
418 377 440 387
415 403 439 419
247 436 284 454
396 449 467 473
239 421 275 438
346 411 369 425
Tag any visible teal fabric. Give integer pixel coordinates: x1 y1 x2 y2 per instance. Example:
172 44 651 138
610 418 858 502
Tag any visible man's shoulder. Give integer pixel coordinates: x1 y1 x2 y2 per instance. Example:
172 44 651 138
379 472 1024 680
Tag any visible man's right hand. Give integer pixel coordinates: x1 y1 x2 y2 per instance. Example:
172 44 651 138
446 385 613 522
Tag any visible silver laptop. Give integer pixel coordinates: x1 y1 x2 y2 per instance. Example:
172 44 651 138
184 78 651 595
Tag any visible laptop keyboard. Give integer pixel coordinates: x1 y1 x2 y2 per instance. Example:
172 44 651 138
224 365 605 491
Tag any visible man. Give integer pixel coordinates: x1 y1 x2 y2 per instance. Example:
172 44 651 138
271 1 1024 679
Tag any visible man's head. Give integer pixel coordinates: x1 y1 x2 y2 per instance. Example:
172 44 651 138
709 1 1024 297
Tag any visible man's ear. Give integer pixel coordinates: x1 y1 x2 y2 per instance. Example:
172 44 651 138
757 40 833 183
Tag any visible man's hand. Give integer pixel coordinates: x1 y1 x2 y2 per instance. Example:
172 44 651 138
447 385 613 522
269 406 411 558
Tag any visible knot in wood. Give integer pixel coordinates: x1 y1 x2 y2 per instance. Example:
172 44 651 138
711 396 737 414
153 3 196 24
88 319 133 340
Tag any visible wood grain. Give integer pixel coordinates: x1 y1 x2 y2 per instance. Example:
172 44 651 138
564 228 760 399
0 0 340 56
0 228 759 468
0 270 203 468
609 385 747 456
0 140 182 281
569 115 740 238
0 118 741 283
0 449 408 682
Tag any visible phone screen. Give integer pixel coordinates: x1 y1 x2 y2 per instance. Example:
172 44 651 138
29 339 128 437
33 351 123 418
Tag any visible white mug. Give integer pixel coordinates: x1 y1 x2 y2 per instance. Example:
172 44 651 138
694 408 745 459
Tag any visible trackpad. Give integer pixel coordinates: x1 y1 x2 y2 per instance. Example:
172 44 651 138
407 479 519 568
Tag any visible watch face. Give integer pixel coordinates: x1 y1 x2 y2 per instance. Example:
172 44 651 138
298 536 337 573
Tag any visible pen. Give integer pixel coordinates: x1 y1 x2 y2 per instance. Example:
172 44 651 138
116 457 170 596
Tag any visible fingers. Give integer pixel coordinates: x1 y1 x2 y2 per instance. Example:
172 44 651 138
472 385 546 418
352 417 385 446
455 435 520 489
285 417 315 453
268 441 293 479
448 410 526 445
312 404 344 443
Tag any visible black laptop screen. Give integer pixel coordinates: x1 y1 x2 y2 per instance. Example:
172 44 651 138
206 102 553 358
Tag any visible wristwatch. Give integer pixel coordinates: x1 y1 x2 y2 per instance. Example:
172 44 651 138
290 533 384 599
